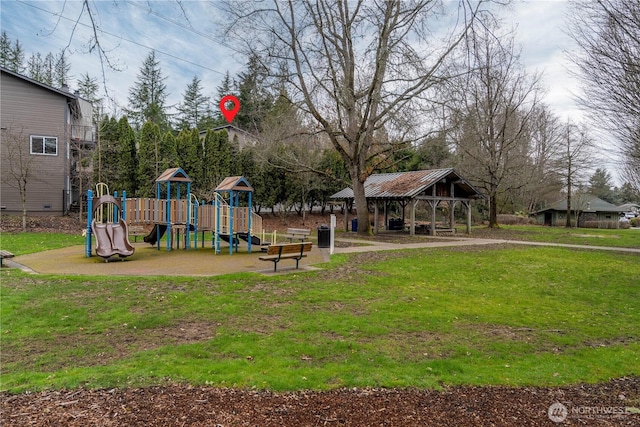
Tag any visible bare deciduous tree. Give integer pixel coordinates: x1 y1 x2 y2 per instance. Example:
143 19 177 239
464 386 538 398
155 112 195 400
554 120 594 227
567 0 640 191
222 0 490 234
1 125 42 231
448 20 542 228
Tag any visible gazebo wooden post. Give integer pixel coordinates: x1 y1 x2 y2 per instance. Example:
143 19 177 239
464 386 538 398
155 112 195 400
410 199 417 236
431 184 437 236
374 201 379 234
450 181 456 230
450 201 457 230
466 201 472 234
344 201 349 232
383 201 388 231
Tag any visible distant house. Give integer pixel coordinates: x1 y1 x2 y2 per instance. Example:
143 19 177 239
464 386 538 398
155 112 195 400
532 195 624 227
199 124 258 150
0 66 94 215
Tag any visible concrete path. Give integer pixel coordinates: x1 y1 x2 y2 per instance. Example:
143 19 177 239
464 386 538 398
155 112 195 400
332 236 640 254
332 237 508 253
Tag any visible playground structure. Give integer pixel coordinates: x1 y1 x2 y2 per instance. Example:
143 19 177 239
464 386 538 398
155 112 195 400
85 168 264 258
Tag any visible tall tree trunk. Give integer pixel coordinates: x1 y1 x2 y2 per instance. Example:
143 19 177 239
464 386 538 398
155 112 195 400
565 178 572 228
21 182 27 232
488 176 499 228
351 175 370 235
488 194 499 228
565 147 572 228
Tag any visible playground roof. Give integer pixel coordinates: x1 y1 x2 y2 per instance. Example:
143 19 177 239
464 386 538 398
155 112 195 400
330 168 483 201
215 176 254 192
155 168 192 183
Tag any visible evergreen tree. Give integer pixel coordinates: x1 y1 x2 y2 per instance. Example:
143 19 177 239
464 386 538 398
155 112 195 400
217 130 233 183
175 129 202 188
26 52 44 82
42 52 55 86
54 49 71 88
93 116 120 188
1 33 25 73
76 73 103 123
0 31 11 68
160 131 179 171
234 54 273 133
115 117 138 193
588 168 616 203
126 51 169 131
176 76 212 131
214 70 234 125
617 182 640 203
137 121 164 196
10 39 25 73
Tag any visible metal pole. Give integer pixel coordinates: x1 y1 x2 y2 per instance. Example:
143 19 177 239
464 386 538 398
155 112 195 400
86 190 93 257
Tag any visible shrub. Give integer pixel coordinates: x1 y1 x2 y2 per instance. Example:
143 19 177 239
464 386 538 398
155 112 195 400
630 217 640 227
497 214 537 225
582 221 600 229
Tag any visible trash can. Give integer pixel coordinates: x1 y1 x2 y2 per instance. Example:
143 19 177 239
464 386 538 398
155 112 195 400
351 218 358 232
317 224 330 248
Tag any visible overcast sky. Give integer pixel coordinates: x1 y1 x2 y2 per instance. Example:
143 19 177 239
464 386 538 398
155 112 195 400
1 0 582 116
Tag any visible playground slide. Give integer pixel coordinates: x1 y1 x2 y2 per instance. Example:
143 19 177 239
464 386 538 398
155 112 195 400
219 234 240 246
238 232 261 246
92 219 135 259
143 224 167 245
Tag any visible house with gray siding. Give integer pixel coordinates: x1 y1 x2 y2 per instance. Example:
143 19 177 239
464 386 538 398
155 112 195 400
1 66 94 216
531 194 624 227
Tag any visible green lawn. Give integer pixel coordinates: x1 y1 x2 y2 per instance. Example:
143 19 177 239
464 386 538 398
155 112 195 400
465 224 640 248
2 244 638 393
0 232 85 255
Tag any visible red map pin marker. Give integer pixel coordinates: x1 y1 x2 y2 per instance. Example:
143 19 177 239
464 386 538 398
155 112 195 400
220 95 240 123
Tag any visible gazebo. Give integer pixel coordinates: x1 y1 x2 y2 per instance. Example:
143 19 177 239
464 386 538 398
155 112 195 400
331 168 484 235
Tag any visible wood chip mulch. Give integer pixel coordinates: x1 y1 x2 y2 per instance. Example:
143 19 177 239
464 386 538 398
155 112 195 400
2 377 639 426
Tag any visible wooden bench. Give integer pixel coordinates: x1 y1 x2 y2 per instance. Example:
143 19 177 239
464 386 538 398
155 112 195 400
259 242 312 272
0 250 15 267
434 228 456 236
282 228 311 242
128 225 147 242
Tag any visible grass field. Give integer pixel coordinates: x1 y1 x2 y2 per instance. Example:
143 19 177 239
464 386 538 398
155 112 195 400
466 224 640 248
2 242 639 393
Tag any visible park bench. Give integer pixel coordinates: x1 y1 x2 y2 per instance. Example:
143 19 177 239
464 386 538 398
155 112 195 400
282 227 311 242
259 242 312 272
434 228 456 236
128 225 147 242
0 250 15 267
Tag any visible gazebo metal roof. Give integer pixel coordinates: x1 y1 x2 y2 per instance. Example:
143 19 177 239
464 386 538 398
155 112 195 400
330 168 483 201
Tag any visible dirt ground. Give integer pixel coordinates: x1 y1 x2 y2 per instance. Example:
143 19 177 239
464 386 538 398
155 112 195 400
2 214 639 426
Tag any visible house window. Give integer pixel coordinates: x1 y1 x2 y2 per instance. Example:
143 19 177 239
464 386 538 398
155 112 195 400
30 136 58 155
